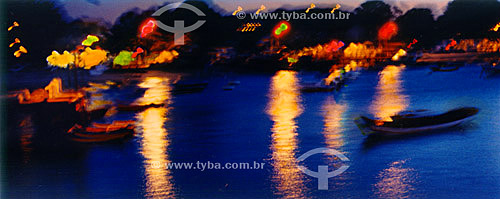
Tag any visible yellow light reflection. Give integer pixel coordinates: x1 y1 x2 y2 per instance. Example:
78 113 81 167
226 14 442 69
266 70 306 199
136 77 175 198
321 96 346 150
373 160 417 199
370 65 408 121
136 77 170 105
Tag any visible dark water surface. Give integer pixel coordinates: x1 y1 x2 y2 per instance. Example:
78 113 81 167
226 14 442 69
4 65 500 198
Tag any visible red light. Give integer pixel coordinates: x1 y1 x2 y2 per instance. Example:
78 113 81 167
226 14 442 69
140 19 156 38
378 21 398 40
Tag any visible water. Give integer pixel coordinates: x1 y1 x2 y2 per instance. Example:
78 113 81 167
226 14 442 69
4 65 500 198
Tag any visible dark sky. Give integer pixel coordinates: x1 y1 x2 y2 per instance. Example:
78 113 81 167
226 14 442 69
60 0 451 24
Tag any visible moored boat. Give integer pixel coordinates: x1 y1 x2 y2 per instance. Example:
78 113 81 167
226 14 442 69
354 107 479 135
67 121 135 142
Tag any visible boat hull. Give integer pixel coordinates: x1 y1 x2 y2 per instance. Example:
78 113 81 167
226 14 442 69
355 107 478 135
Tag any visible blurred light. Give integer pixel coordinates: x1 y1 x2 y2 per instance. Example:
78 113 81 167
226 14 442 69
406 39 418 49
9 38 20 48
274 21 290 37
47 50 74 68
7 21 19 31
81 35 99 46
445 39 457 51
491 22 500 32
256 5 266 15
140 19 156 38
232 6 243 15
305 3 316 13
132 47 144 58
391 49 407 61
331 4 341 13
113 50 134 66
14 46 27 58
378 21 398 40
78 47 107 69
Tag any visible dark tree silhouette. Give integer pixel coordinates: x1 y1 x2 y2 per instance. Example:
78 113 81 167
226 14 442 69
396 8 436 47
438 0 500 39
353 1 394 41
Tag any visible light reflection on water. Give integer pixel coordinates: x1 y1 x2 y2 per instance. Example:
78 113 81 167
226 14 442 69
19 114 35 164
135 77 175 198
266 70 307 199
373 160 418 199
321 96 346 150
370 65 409 121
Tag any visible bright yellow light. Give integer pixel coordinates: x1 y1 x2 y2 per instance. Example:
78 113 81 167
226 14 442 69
305 3 316 13
256 5 266 14
491 22 500 32
47 50 74 68
391 49 407 61
14 46 27 58
9 38 20 48
331 4 341 13
152 50 179 64
136 77 174 198
7 21 19 31
77 47 107 69
266 71 306 198
370 65 408 121
232 6 243 15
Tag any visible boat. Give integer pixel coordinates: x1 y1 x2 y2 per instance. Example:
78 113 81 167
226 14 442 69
67 121 135 142
354 107 479 135
300 82 335 92
116 103 163 112
430 63 460 72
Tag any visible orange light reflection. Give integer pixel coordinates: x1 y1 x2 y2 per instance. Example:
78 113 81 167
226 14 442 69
266 71 307 199
136 77 175 198
370 65 408 121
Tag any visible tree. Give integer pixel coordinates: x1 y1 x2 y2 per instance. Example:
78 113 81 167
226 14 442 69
396 8 436 46
438 0 500 39
352 1 394 41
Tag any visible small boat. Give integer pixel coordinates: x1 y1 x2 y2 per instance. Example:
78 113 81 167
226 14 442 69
430 64 460 72
67 121 135 142
116 103 163 112
300 83 335 92
354 107 479 135
300 78 338 93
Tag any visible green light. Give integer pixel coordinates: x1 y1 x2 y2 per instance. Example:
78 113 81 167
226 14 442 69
81 35 99 46
113 51 135 66
274 23 288 36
